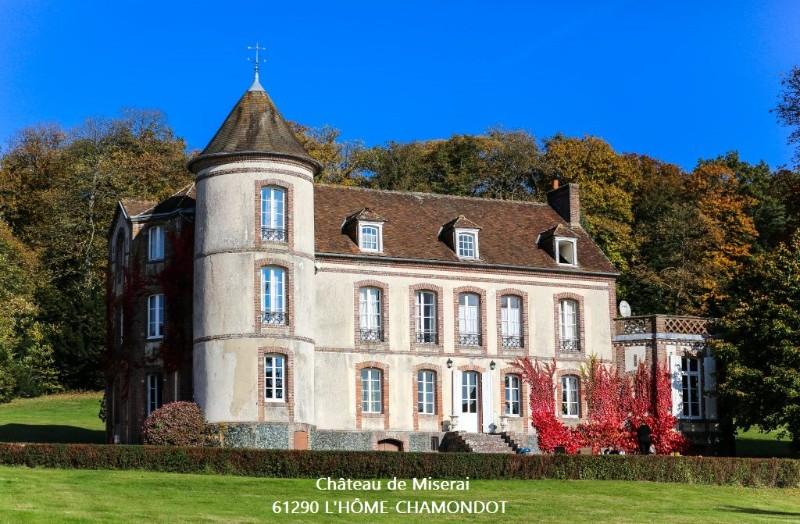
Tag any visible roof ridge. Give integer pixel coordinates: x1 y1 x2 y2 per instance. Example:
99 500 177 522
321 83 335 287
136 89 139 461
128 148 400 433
315 183 549 206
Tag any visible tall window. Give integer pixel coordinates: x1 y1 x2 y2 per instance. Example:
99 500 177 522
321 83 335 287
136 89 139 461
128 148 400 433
148 225 164 262
501 295 522 348
261 267 286 325
147 294 165 339
559 299 579 351
415 291 437 344
146 373 163 415
561 375 579 417
260 187 286 242
456 231 478 258
681 356 701 419
359 223 382 252
264 354 286 402
417 370 436 414
361 368 382 414
359 287 382 342
504 374 521 416
458 293 481 346
114 232 125 285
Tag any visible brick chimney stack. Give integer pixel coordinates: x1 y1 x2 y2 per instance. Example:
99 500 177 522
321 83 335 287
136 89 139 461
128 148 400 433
547 182 580 227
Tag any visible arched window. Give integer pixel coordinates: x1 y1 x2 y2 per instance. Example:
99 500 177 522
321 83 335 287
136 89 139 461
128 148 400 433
264 354 286 402
261 266 286 325
361 368 383 414
559 299 579 352
260 187 286 242
561 375 580 417
504 374 521 416
417 370 436 414
415 291 437 344
359 287 382 341
458 292 481 346
500 295 522 348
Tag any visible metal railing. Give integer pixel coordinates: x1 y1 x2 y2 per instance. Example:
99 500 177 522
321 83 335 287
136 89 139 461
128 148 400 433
359 328 383 343
415 330 438 344
261 227 287 242
560 339 580 352
262 311 288 325
502 336 523 349
458 333 481 346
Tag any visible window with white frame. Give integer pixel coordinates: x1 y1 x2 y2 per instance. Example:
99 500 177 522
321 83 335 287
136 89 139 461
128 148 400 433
456 230 478 259
458 292 481 346
559 298 579 351
147 294 165 339
148 225 165 262
680 356 702 419
146 373 163 415
417 370 436 414
505 374 521 416
359 287 383 342
415 291 437 344
561 375 580 417
260 187 286 242
361 367 383 414
555 237 577 266
501 295 522 348
264 354 286 402
261 266 286 325
358 222 383 252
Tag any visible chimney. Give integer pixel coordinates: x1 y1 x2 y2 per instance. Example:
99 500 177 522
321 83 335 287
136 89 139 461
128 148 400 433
547 183 580 227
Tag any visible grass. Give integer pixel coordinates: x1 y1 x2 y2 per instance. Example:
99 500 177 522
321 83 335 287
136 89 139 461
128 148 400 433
736 427 799 459
0 392 104 444
0 466 797 523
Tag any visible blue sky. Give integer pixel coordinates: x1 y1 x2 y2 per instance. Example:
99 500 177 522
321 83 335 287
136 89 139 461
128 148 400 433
1 1 798 169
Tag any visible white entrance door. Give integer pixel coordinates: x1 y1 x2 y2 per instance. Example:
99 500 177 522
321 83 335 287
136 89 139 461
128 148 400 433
461 371 480 432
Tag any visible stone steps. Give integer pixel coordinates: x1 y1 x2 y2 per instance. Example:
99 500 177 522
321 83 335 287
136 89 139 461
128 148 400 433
455 432 516 454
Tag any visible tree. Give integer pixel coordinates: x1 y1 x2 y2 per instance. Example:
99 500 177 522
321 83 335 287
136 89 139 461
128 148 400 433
713 232 800 448
290 123 365 185
775 66 800 165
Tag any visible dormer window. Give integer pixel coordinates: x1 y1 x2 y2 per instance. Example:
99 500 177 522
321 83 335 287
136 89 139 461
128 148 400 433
456 229 479 259
358 222 383 252
555 237 577 266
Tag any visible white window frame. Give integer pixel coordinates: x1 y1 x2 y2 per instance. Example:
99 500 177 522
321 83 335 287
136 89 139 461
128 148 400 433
261 266 286 323
680 356 702 420
359 287 382 340
415 291 437 343
417 370 436 415
562 375 580 418
147 294 165 340
148 225 165 262
260 186 286 237
501 295 522 338
358 221 383 252
361 367 383 414
146 373 162 416
554 237 577 266
455 228 479 259
559 299 579 350
264 354 286 403
505 374 521 416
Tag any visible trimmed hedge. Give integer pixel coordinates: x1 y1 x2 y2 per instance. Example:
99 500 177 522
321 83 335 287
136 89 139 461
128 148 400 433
0 443 797 487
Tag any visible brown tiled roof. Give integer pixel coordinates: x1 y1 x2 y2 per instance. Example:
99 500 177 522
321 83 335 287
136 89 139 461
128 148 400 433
314 185 617 275
348 208 386 222
187 85 319 172
444 215 482 230
120 184 196 218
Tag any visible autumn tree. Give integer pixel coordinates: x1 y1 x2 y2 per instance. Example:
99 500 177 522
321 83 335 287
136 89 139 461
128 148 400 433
290 123 365 185
776 66 800 165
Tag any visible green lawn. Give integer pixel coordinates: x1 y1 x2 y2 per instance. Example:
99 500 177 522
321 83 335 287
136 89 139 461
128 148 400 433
0 392 104 444
0 466 796 523
736 427 799 458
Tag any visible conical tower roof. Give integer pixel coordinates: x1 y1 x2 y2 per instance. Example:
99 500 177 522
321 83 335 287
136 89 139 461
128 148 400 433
188 79 320 173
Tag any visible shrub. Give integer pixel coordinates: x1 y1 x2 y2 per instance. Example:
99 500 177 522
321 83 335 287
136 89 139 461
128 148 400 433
0 443 796 488
142 402 208 446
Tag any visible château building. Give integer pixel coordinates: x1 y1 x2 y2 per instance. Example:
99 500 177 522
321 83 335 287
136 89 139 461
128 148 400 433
106 71 718 451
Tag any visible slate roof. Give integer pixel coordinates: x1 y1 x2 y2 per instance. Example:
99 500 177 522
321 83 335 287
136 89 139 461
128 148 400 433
187 84 319 172
314 185 617 275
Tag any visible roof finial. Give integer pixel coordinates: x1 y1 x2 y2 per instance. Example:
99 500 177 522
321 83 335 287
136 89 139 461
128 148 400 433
247 42 266 91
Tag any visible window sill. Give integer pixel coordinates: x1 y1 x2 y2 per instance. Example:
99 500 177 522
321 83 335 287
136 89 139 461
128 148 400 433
146 337 164 342
362 412 383 417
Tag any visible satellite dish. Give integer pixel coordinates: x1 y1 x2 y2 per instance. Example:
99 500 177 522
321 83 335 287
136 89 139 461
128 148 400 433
619 300 632 318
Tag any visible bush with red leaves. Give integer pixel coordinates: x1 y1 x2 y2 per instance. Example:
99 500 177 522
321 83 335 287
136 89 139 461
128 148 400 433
142 401 208 447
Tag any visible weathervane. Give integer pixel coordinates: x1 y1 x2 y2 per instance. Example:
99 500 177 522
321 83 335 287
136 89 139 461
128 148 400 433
247 42 267 87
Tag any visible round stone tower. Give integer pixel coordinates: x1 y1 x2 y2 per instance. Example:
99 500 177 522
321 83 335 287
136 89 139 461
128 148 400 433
188 74 320 430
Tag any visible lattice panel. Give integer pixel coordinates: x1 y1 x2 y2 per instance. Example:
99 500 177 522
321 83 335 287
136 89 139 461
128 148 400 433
664 317 708 335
